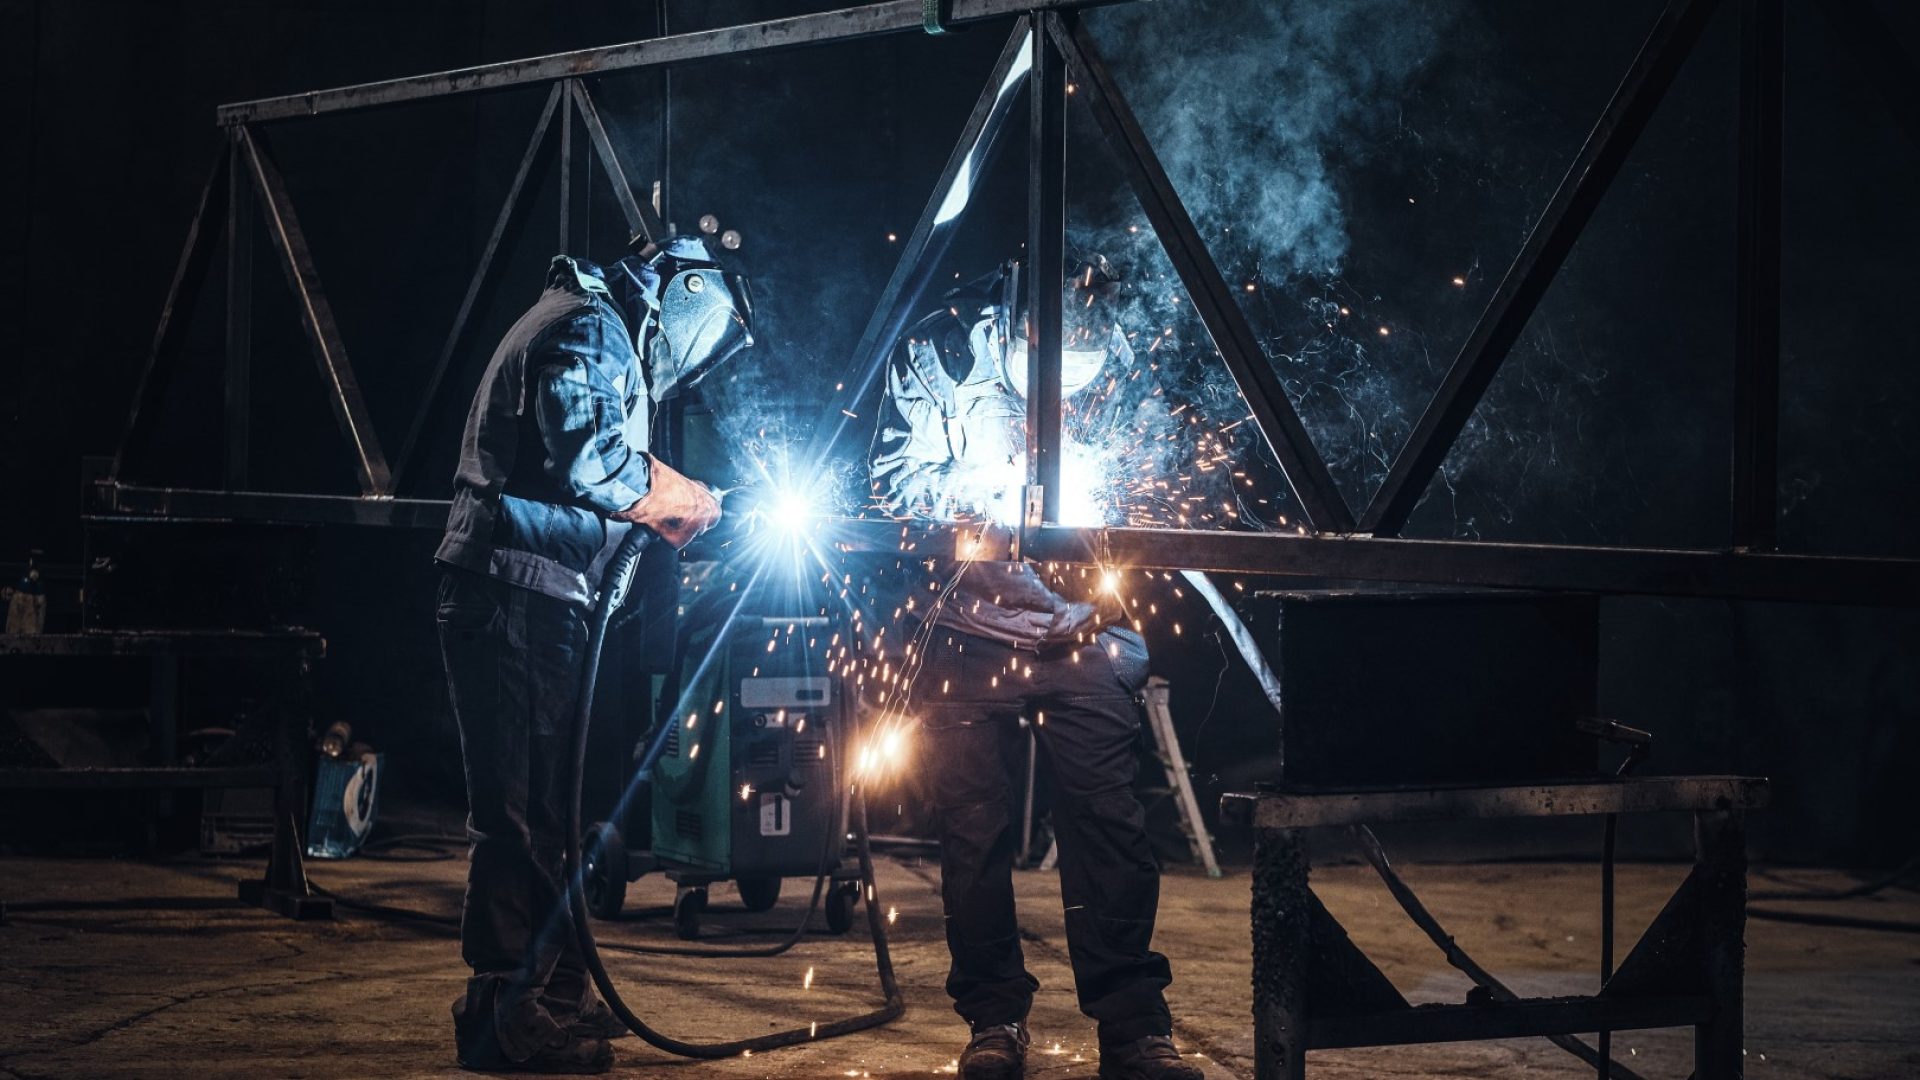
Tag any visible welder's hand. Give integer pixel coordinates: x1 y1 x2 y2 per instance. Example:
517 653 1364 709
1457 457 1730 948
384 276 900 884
612 455 722 549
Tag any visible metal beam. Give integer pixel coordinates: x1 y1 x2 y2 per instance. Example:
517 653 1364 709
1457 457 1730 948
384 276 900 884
224 130 254 489
1025 19 1067 524
216 0 1117 127
1052 15 1356 534
1023 524 1920 606
1306 996 1716 1051
81 484 1920 605
237 126 394 495
559 82 577 254
111 151 228 481
809 18 1033 467
1358 0 1723 536
1733 0 1783 550
1221 777 1770 830
95 482 450 530
0 767 279 790
572 80 667 245
394 83 565 491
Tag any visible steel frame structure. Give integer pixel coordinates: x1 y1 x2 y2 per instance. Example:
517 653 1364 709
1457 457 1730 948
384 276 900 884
100 0 1920 606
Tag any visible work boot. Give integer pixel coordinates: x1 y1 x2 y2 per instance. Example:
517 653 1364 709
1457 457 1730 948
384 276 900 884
563 998 629 1041
959 1021 1029 1080
1099 1034 1204 1080
458 1031 614 1075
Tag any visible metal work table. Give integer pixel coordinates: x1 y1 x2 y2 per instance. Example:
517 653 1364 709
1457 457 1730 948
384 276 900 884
1219 776 1770 1080
0 630 332 920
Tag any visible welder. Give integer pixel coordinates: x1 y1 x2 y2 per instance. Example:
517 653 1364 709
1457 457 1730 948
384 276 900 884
434 236 752 1074
869 258 1204 1080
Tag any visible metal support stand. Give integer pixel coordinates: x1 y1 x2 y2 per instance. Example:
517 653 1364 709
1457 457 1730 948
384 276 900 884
1222 777 1767 1080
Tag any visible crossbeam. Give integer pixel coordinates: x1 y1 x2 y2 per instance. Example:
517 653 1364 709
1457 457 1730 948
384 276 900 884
215 0 1118 126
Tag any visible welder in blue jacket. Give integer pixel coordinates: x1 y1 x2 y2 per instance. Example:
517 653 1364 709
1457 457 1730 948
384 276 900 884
870 259 1203 1080
434 236 752 1074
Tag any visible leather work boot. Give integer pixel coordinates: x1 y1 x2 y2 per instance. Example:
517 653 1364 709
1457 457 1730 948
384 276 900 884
459 1032 614 1075
563 999 630 1041
959 1021 1030 1080
1099 1034 1205 1080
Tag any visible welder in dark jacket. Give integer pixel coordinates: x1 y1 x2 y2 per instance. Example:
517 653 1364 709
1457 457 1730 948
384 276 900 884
869 260 1202 1080
435 236 752 1074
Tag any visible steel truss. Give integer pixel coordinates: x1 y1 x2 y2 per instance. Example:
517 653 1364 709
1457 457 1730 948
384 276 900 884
102 0 1920 606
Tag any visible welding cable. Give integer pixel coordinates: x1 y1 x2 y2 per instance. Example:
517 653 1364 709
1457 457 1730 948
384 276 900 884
563 526 904 1058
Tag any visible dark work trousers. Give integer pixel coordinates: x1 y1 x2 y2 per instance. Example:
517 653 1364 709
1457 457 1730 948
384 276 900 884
436 566 599 1063
916 624 1173 1048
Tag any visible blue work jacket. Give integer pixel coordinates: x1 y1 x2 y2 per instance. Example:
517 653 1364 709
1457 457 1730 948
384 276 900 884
435 256 652 606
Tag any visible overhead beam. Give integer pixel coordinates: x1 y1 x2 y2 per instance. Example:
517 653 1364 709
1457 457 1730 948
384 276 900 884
216 0 1118 127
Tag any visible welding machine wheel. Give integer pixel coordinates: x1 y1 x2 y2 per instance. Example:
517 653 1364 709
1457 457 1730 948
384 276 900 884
825 881 858 934
736 876 782 913
582 823 628 921
673 885 708 939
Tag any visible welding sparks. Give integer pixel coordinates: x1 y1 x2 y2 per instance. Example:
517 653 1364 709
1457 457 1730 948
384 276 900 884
803 966 815 990
856 719 913 779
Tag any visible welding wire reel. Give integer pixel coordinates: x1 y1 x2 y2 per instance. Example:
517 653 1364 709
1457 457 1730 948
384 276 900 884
563 525 904 1058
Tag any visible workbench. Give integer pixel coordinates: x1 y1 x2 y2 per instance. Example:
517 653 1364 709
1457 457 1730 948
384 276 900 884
1220 776 1770 1079
0 630 332 920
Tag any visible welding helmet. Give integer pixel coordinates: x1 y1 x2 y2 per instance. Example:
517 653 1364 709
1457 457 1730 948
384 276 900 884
999 253 1129 400
611 236 755 400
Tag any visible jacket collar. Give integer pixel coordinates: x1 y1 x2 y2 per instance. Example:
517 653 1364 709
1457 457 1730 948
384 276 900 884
546 255 613 298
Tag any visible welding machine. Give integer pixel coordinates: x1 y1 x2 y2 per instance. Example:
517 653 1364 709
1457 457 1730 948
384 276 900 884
582 602 863 939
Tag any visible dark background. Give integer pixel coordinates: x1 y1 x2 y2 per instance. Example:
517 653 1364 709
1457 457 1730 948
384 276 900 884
2 0 1915 863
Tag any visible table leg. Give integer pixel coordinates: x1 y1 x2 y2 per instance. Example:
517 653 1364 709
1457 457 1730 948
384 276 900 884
1252 827 1311 1080
241 651 331 919
1694 809 1747 1079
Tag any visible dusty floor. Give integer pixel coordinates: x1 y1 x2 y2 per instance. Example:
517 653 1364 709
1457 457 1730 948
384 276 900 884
1 851 1916 1080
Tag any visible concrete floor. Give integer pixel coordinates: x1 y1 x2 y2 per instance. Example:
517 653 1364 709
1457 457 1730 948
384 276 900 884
1 852 1915 1079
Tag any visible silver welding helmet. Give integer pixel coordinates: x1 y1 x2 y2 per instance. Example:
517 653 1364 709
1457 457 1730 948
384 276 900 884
611 237 755 400
998 252 1129 399
653 261 754 398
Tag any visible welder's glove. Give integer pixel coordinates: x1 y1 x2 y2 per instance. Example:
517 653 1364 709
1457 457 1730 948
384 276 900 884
611 455 722 549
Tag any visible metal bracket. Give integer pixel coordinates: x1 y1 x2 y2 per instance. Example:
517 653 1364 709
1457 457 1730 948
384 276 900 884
922 0 953 34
